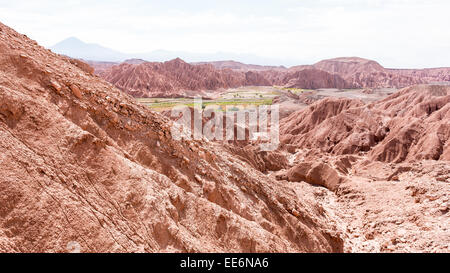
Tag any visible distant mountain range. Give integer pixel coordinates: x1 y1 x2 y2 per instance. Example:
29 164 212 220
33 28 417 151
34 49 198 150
50 37 299 66
50 37 450 97
50 37 127 62
89 56 450 98
191 60 287 71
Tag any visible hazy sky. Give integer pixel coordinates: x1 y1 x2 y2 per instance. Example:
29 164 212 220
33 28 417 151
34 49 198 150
1 0 449 68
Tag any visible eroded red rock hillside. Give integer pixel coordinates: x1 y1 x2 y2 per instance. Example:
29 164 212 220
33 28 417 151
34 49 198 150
99 58 249 97
275 84 449 252
96 59 355 97
0 22 346 252
280 85 450 162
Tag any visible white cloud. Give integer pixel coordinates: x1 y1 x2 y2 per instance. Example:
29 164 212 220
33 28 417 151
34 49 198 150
0 0 449 67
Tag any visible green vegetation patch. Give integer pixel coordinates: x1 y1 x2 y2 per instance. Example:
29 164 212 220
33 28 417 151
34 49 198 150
142 98 273 110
